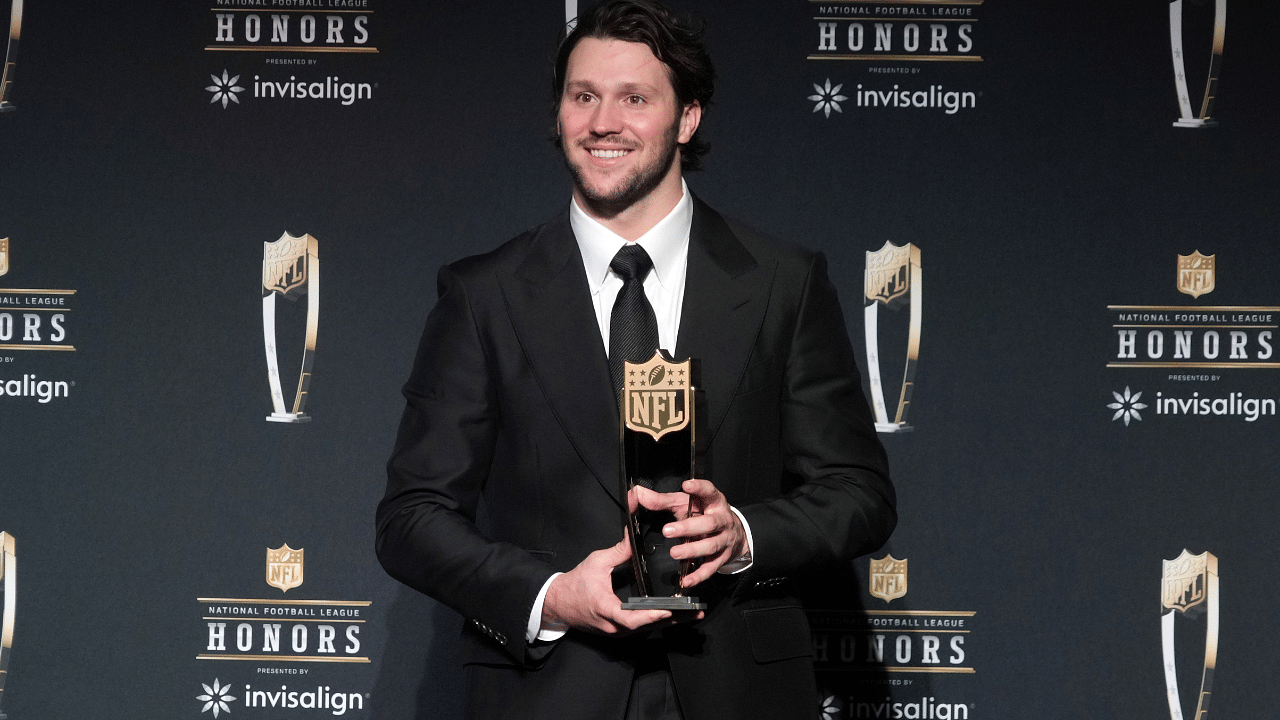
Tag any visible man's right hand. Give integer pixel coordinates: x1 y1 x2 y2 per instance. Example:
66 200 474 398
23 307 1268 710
542 535 699 635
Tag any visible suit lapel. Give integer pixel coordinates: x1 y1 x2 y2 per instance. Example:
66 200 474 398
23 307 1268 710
676 199 775 444
498 213 623 505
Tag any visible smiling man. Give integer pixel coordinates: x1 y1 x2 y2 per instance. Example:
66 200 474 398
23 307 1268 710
376 2 896 719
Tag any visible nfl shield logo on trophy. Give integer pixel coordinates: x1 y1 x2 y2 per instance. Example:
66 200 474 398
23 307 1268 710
263 234 310 299
1161 548 1209 616
865 241 913 309
266 544 304 593
869 554 908 603
0 238 8 276
624 352 692 441
1176 251 1215 299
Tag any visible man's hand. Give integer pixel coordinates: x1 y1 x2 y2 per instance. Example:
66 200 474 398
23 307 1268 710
542 535 701 635
632 478 747 589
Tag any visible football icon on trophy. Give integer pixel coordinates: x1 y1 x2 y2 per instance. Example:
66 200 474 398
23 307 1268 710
261 232 319 423
863 241 921 433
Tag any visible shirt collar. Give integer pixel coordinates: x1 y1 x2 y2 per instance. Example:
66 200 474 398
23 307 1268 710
570 179 693 294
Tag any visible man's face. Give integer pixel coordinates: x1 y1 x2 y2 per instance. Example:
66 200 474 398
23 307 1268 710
558 37 700 212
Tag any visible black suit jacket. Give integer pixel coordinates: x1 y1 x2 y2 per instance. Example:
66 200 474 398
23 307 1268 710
376 198 895 720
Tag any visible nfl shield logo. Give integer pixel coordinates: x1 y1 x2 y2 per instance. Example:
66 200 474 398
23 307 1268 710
865 241 914 308
869 554 908 603
1162 549 1209 615
624 351 692 441
263 233 311 298
0 238 9 277
1177 251 1215 299
266 544 304 593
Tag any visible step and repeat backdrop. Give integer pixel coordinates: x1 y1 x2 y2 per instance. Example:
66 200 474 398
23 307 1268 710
2 0 1278 718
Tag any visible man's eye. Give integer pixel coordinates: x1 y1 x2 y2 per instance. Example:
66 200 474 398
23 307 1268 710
576 93 596 103
626 95 645 105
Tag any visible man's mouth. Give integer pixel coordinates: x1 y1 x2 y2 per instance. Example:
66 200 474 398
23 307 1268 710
588 148 632 159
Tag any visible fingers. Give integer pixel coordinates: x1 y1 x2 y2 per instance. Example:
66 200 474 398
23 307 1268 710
630 484 689 513
599 534 633 568
681 560 722 588
663 513 722 540
670 534 734 562
682 478 721 502
603 608 673 632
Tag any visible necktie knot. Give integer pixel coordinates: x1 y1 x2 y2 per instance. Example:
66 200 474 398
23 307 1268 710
607 243 660 393
610 244 654 283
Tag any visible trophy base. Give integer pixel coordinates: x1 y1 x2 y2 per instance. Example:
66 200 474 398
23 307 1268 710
0 104 14 113
266 412 312 423
1172 118 1217 128
623 596 706 611
875 422 914 434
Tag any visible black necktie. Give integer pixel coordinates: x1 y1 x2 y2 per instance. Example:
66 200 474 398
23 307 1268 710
609 244 660 393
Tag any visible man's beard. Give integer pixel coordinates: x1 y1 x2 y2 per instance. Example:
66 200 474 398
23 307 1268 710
563 124 680 217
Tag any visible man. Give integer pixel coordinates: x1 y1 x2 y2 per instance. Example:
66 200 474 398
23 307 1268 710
376 2 895 719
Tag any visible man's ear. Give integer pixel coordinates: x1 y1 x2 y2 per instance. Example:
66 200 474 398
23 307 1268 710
678 100 702 145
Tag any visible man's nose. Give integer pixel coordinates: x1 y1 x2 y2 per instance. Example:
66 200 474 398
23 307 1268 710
589 100 624 136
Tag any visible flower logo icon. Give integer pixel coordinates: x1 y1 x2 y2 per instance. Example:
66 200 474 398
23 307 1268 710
819 693 846 720
808 79 847 118
206 70 245 109
197 678 237 717
1108 386 1148 426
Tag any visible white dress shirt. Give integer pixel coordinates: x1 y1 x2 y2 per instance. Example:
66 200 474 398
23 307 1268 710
526 182 754 643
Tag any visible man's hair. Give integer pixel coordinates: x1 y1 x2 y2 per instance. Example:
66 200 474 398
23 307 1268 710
553 0 715 171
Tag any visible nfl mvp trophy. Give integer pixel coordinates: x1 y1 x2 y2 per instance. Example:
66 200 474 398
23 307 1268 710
1169 0 1226 128
619 351 706 611
262 232 319 423
1161 550 1219 720
864 241 921 433
0 533 14 719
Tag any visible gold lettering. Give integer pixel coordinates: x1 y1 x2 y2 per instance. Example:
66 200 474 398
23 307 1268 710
630 391 649 426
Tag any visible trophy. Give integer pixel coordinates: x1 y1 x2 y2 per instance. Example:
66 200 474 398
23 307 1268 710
619 351 706 611
1169 0 1226 128
0 532 14 719
864 241 921 433
262 232 319 423
1161 549 1219 720
0 0 20 112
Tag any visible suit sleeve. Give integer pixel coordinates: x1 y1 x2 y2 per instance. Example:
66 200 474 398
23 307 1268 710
375 263 553 664
736 252 897 580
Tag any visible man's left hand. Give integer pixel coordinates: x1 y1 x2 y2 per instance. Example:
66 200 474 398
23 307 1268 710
631 478 747 588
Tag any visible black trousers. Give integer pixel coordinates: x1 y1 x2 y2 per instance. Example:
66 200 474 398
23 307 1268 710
624 645 683 720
